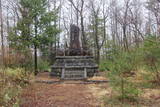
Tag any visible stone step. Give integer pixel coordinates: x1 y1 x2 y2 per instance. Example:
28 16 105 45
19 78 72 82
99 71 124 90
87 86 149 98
61 69 87 80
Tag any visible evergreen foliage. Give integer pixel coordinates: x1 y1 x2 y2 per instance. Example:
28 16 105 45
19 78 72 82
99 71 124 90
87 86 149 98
8 0 60 70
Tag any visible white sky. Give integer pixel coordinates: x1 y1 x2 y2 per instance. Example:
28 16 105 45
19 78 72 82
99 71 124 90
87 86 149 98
0 0 154 47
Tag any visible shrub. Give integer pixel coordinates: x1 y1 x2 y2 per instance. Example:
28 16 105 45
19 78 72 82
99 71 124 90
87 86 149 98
38 59 50 72
1 48 34 70
5 68 31 85
143 36 160 83
107 51 141 103
99 61 109 71
0 68 31 106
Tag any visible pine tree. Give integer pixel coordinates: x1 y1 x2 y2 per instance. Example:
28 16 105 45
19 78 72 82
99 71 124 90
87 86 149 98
9 0 60 74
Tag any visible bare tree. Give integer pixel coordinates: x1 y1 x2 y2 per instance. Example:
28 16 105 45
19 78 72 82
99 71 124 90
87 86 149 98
146 0 160 37
68 0 87 48
110 0 121 46
102 0 109 57
0 0 4 66
118 0 132 51
129 0 144 47
88 0 106 64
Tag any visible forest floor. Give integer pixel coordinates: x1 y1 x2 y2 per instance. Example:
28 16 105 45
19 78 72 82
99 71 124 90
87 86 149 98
20 72 109 107
20 72 160 107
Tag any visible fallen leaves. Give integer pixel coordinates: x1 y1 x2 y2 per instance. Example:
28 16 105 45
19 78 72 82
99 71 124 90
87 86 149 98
20 72 107 107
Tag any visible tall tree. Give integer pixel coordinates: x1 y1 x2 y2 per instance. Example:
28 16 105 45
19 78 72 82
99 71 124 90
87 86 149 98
88 0 106 64
118 0 132 51
146 0 160 37
130 0 144 47
9 0 60 74
110 0 121 46
68 0 87 48
0 0 4 66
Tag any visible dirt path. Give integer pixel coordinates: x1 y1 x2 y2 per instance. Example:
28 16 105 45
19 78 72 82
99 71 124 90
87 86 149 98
20 73 108 107
20 72 160 107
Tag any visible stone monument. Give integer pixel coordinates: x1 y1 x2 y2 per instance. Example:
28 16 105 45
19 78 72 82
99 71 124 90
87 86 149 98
69 25 81 56
50 24 98 80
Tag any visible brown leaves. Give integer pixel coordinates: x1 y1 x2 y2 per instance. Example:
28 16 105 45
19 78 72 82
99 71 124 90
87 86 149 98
20 73 102 107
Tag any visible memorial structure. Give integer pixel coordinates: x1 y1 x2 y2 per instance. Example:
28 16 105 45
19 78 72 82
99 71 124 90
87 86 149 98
50 25 98 80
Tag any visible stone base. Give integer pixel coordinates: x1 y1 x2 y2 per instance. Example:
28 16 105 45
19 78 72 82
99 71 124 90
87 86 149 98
50 56 98 80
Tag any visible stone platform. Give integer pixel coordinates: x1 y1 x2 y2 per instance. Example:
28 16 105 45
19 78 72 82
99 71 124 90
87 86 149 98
50 56 98 80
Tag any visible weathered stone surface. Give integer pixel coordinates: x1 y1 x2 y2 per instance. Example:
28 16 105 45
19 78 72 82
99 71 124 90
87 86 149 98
50 56 98 79
70 25 81 49
69 24 81 56
56 25 92 56
50 25 98 80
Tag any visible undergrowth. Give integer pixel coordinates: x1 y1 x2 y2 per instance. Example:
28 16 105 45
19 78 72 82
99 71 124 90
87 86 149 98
0 68 32 107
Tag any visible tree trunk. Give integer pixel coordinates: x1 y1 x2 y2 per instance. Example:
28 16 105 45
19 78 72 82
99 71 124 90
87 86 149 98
53 0 57 55
7 7 10 37
34 44 38 75
95 15 100 64
96 48 100 64
123 25 129 51
0 0 4 66
76 9 79 26
34 17 38 75
80 12 86 48
58 0 62 48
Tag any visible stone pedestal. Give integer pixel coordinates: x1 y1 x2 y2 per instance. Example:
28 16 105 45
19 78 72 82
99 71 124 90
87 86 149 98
50 25 98 80
50 56 98 79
